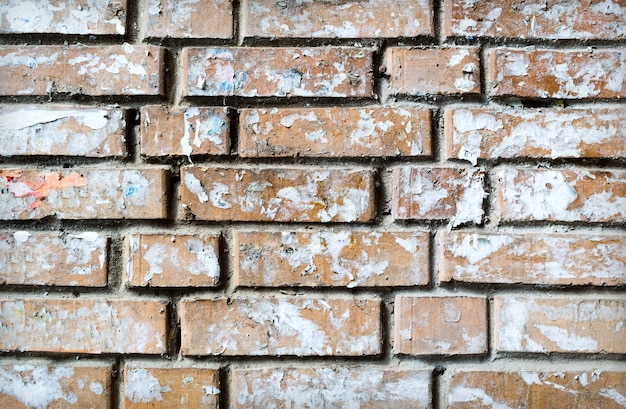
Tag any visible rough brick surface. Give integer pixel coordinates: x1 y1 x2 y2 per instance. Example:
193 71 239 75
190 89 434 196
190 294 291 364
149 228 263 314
0 45 164 96
127 234 220 287
140 106 230 157
0 105 126 157
490 48 626 99
233 368 432 408
0 231 108 286
394 296 488 355
239 107 431 158
494 296 626 353
234 230 430 288
0 299 167 353
439 231 626 286
183 47 373 97
181 166 375 222
144 0 232 39
242 0 433 39
180 297 381 356
385 47 480 96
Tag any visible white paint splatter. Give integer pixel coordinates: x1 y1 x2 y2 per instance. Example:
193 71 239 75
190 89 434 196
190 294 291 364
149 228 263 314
125 368 164 403
184 172 209 203
0 365 77 409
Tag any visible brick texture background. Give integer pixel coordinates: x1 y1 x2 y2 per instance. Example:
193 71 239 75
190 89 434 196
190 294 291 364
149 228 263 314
0 0 624 408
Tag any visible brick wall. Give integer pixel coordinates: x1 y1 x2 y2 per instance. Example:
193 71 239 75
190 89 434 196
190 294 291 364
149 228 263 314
0 0 625 408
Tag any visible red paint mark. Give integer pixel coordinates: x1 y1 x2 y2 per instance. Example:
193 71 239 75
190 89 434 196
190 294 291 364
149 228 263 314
1 170 86 211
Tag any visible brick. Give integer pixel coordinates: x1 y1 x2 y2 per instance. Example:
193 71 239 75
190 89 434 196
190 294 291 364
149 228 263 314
0 0 126 35
440 231 626 286
445 107 626 165
0 168 168 220
0 45 164 96
180 297 381 356
0 299 167 353
181 166 375 222
385 47 480 96
489 48 626 99
123 366 219 408
444 0 626 40
447 370 626 409
183 47 373 97
0 364 112 409
0 231 108 286
239 107 431 158
495 168 626 223
0 105 126 157
394 296 488 355
392 167 486 227
233 368 432 408
234 230 430 288
494 296 626 353
241 0 433 39
127 234 220 287
140 106 230 157
144 0 232 39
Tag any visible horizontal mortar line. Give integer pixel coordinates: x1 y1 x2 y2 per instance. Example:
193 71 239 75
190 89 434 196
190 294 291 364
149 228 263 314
443 37 626 49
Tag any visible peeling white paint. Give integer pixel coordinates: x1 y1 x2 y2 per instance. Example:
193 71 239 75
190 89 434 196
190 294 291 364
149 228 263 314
184 172 209 203
450 234 515 264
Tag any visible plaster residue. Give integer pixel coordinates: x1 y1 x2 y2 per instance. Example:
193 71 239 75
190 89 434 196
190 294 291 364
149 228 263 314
0 365 77 409
181 107 227 160
449 386 513 409
125 368 164 403
183 172 209 204
450 234 515 265
185 238 220 278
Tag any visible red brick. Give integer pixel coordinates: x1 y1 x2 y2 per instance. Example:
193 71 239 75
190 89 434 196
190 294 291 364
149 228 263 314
140 106 230 157
0 231 108 286
0 105 126 157
394 296 488 355
127 234 220 287
490 48 626 99
445 106 626 164
0 168 168 220
385 47 480 96
0 299 167 354
123 366 219 408
233 368 432 408
0 364 112 409
239 107 431 158
241 0 433 39
234 229 430 288
495 168 626 223
494 296 626 353
180 297 381 356
439 231 626 286
392 167 486 227
180 166 375 222
0 45 164 96
144 0 232 39
183 47 373 97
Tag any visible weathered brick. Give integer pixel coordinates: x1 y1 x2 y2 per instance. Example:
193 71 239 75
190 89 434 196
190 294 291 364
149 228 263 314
0 0 126 35
127 234 220 287
181 166 375 222
140 106 230 157
234 230 430 288
0 45 164 96
183 47 373 97
394 296 488 355
180 297 381 356
123 366 219 408
392 167 486 227
447 370 626 409
445 107 626 165
495 168 626 223
0 168 168 220
144 0 232 39
242 0 433 39
0 299 167 354
494 296 626 353
444 0 626 40
490 48 626 99
440 231 626 286
233 368 432 408
0 231 108 286
0 364 112 409
385 47 480 96
0 105 126 157
239 107 431 158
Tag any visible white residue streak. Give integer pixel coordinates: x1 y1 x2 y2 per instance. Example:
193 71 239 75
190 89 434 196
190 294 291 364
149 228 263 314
125 368 164 403
449 386 513 409
0 107 108 130
450 234 514 264
184 172 209 203
535 325 598 351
